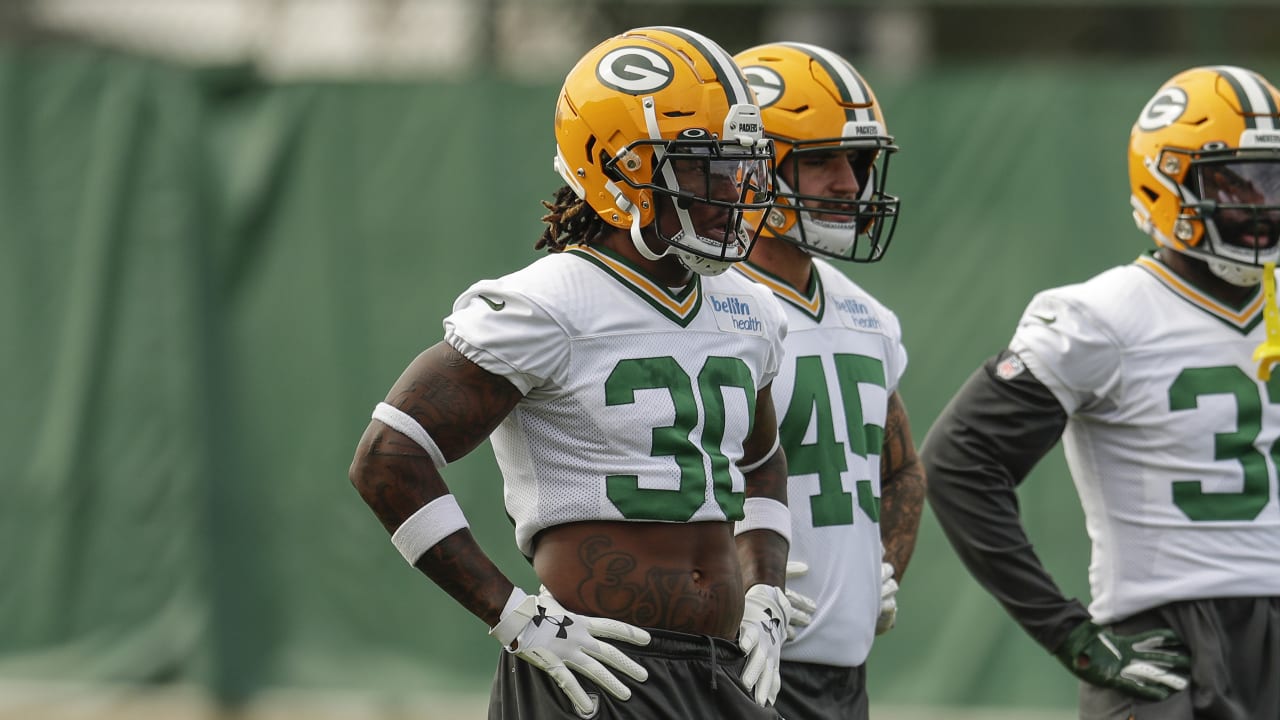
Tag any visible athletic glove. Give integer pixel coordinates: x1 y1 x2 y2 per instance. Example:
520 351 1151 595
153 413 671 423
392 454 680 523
738 584 792 707
1052 619 1191 701
876 562 899 636
489 586 651 715
782 561 815 640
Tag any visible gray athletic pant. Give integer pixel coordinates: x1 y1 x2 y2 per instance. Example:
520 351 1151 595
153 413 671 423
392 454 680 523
487 627 783 719
1078 597 1280 720
774 660 867 720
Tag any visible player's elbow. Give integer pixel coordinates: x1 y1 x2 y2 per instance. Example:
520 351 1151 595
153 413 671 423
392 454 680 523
348 426 379 497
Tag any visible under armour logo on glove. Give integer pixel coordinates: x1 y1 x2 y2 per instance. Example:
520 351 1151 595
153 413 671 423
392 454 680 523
759 607 781 643
737 584 793 707
489 587 651 716
532 604 575 640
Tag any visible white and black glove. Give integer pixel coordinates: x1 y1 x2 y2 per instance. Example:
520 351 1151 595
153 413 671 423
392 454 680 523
737 584 792 706
782 561 816 640
489 586 651 716
876 562 899 636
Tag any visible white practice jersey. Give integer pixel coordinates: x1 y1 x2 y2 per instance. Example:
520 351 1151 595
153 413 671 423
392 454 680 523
735 258 908 667
1009 252 1280 623
443 245 787 557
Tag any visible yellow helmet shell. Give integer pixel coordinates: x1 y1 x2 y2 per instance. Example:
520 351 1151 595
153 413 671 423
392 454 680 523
554 27 758 230
1129 66 1280 254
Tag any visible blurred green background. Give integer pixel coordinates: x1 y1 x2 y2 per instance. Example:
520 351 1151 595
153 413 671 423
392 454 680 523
2 2 1277 718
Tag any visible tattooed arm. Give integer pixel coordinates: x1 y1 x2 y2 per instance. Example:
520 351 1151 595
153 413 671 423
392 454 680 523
349 341 524 626
879 391 925 581
735 384 789 589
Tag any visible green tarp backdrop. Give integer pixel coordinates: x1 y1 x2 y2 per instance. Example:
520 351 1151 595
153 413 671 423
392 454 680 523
5 45 1269 711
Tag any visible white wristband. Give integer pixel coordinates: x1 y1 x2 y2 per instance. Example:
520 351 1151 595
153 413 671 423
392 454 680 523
738 435 780 474
489 586 533 648
391 494 470 565
372 402 447 469
733 497 791 545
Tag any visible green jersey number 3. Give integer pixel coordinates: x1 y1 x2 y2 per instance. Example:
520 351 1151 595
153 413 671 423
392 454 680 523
780 354 885 527
1168 365 1280 522
604 355 755 522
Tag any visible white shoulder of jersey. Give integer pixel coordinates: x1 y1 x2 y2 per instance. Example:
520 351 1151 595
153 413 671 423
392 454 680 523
811 259 908 390
1008 264 1147 414
443 254 587 395
813 259 905 344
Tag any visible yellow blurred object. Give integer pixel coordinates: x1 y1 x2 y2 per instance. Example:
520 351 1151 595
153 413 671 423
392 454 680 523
1252 262 1280 380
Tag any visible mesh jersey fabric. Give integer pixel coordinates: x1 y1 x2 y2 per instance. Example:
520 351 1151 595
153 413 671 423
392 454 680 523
444 246 788 557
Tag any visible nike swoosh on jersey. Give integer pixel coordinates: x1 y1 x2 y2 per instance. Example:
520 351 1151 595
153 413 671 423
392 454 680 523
478 295 506 311
1031 313 1056 325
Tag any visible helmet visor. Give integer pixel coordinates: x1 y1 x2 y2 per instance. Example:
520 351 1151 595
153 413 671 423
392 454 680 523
1194 160 1280 258
614 134 774 262
662 143 773 210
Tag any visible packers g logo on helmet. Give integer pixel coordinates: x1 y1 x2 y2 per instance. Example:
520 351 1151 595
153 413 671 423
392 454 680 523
1129 66 1280 286
1136 87 1188 131
735 42 900 263
596 47 674 95
740 66 784 108
553 26 775 276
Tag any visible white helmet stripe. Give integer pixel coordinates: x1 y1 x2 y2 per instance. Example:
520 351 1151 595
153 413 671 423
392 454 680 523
1212 65 1278 131
644 26 752 106
778 41 873 123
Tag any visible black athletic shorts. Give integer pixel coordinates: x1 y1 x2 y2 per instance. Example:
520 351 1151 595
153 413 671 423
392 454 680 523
1077 596 1280 720
774 660 867 720
487 627 784 719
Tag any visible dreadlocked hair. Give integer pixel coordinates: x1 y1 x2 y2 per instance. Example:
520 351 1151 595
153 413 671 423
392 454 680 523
536 185 609 252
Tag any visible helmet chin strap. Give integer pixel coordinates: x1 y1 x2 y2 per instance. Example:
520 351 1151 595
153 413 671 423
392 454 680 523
629 211 733 276
629 210 668 262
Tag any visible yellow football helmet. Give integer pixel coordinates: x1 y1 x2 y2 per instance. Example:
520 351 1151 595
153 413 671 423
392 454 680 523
734 42 899 263
553 26 775 276
1130 66 1280 286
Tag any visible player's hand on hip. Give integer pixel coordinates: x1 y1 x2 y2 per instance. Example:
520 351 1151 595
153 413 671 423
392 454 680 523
737 583 792 706
489 586 650 715
1053 619 1190 701
876 562 898 636
782 561 815 640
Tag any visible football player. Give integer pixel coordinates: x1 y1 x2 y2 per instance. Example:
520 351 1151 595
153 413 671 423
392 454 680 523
923 66 1280 719
732 42 926 720
350 26 798 719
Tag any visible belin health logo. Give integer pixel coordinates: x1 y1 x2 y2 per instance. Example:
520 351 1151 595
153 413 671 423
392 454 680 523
833 297 881 330
709 294 762 333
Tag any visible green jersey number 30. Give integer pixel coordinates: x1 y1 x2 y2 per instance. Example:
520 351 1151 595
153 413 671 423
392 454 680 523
604 355 755 522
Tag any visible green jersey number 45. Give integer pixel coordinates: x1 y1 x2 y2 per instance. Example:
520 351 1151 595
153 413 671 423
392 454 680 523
780 354 885 527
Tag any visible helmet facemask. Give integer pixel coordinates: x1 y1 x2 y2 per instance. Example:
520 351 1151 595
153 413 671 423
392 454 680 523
768 134 900 263
609 124 776 277
1160 148 1280 286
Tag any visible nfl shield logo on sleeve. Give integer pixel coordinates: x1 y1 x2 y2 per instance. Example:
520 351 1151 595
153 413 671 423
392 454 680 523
995 353 1027 380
